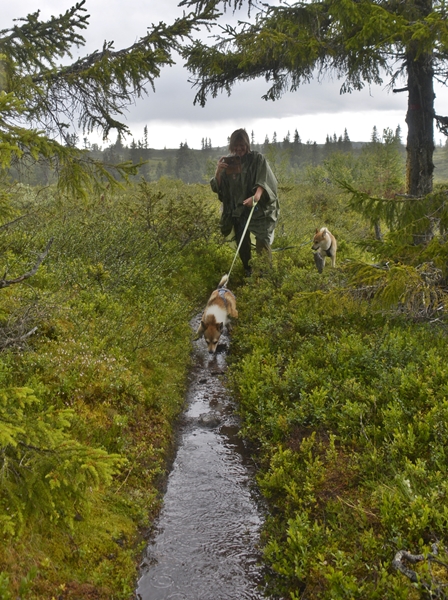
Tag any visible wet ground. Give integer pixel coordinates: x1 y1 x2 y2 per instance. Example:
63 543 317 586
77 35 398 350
135 316 269 600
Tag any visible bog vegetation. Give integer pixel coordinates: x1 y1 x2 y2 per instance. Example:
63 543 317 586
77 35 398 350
1 133 448 598
0 175 229 598
3 1 448 598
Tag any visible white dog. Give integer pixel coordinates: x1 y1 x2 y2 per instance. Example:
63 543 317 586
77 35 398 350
312 227 337 272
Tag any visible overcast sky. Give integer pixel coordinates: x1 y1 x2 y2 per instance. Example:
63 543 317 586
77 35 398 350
5 0 448 149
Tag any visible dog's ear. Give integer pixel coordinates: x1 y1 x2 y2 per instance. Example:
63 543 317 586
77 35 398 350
321 228 328 236
315 228 319 234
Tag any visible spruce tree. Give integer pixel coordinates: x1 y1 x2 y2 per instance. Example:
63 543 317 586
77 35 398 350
183 0 448 196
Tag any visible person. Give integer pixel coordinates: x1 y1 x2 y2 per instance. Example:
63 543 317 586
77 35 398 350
210 128 279 276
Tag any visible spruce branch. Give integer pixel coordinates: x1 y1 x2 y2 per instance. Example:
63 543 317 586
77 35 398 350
435 114 448 136
3 7 218 140
0 4 219 193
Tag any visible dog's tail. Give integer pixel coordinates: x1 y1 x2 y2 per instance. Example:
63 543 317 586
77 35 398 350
218 274 229 288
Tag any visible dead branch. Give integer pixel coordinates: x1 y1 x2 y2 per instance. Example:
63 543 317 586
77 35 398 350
435 114 448 136
394 193 424 200
393 550 426 584
1 326 38 349
393 545 448 599
0 214 29 232
0 301 50 351
0 238 53 289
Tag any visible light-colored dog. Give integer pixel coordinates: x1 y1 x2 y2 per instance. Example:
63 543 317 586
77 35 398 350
196 275 238 354
312 227 337 272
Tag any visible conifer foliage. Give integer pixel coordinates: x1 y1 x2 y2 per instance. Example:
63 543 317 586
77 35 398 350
183 0 448 196
0 1 215 195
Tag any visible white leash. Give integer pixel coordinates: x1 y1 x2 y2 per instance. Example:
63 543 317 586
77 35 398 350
225 200 257 284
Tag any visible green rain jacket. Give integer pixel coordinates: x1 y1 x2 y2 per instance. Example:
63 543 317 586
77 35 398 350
210 151 279 244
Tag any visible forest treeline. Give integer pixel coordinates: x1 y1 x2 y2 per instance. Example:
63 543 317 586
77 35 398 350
10 124 448 187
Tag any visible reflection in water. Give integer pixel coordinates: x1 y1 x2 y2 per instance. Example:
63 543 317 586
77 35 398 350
136 318 268 600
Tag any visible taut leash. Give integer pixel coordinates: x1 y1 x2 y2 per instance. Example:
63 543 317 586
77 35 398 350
224 205 315 284
225 200 257 284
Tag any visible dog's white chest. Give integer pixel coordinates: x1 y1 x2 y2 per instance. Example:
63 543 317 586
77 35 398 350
206 304 229 324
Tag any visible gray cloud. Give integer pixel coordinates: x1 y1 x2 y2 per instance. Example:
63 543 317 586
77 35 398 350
4 1 448 148
130 59 407 124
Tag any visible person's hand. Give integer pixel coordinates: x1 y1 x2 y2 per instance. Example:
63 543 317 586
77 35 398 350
215 157 228 177
243 195 258 208
244 186 264 207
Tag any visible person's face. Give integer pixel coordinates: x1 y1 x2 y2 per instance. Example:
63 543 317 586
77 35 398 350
233 141 248 157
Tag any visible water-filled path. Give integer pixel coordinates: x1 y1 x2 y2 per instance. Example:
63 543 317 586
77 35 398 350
135 317 268 600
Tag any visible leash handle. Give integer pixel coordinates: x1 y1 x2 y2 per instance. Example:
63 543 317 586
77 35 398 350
226 202 256 284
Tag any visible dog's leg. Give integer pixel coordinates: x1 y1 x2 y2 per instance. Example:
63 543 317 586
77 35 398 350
227 306 238 318
321 252 326 269
194 321 206 340
314 251 324 273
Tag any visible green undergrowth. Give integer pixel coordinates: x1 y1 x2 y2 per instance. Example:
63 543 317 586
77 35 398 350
228 249 448 599
0 178 232 598
2 166 448 598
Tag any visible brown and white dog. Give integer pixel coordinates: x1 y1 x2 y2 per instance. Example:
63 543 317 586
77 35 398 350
195 274 238 354
312 227 337 272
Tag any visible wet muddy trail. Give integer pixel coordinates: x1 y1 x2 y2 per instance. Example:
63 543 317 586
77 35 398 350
135 316 269 600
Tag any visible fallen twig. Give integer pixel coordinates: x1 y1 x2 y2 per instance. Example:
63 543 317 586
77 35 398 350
0 238 53 289
393 545 448 598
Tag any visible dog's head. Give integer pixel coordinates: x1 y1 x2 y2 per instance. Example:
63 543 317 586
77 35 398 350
312 227 328 250
202 321 224 354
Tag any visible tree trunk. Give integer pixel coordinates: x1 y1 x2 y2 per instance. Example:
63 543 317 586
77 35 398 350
405 1 435 244
405 48 435 244
405 49 434 198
